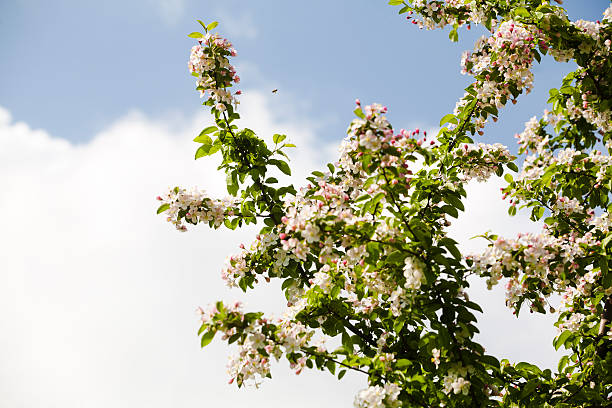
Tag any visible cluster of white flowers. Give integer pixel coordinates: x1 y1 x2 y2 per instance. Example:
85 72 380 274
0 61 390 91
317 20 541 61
489 21 539 93
515 116 549 155
442 364 473 395
221 250 249 288
572 19 600 40
347 103 392 153
553 196 584 216
459 20 541 119
221 232 287 287
550 47 575 62
157 187 234 231
226 329 275 386
227 315 315 385
518 138 612 187
557 269 610 333
310 266 333 294
453 143 512 182
189 32 240 111
199 302 317 386
354 383 401 408
431 348 441 367
557 312 586 333
565 96 612 133
404 0 491 31
588 211 612 233
469 231 586 310
605 4 612 22
403 257 424 290
279 180 357 262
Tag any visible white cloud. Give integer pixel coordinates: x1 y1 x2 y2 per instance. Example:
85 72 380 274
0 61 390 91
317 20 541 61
0 93 360 408
0 95 564 408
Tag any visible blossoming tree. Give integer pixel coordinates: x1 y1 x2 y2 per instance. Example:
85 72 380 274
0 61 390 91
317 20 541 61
157 1 612 406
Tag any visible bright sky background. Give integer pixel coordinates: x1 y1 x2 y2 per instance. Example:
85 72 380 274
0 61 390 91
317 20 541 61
1 1 610 407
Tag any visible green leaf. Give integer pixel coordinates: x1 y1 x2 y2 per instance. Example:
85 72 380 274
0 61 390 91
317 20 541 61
325 360 336 375
480 355 500 369
449 26 458 42
342 332 353 351
514 7 530 18
388 0 403 5
206 21 219 31
393 318 405 333
337 369 347 380
504 174 513 183
200 330 216 347
195 143 213 159
439 114 458 127
370 192 385 207
440 237 461 260
353 107 365 119
533 49 541 63
197 20 207 29
483 105 498 116
554 330 572 351
441 204 458 218
515 362 542 375
531 206 544 220
156 203 170 214
386 251 407 264
193 133 212 144
602 233 612 250
196 126 217 137
226 172 238 196
396 359 411 369
442 194 464 212
273 134 287 144
271 159 291 176
507 162 519 172
520 380 538 398
558 355 569 372
188 32 203 38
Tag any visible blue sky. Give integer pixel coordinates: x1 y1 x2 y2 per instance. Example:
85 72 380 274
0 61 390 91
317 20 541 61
1 1 611 407
1 0 608 144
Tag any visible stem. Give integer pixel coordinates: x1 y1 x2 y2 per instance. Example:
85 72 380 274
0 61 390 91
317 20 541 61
380 168 418 242
325 305 378 348
446 101 478 154
597 296 612 357
220 105 281 224
299 347 373 377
